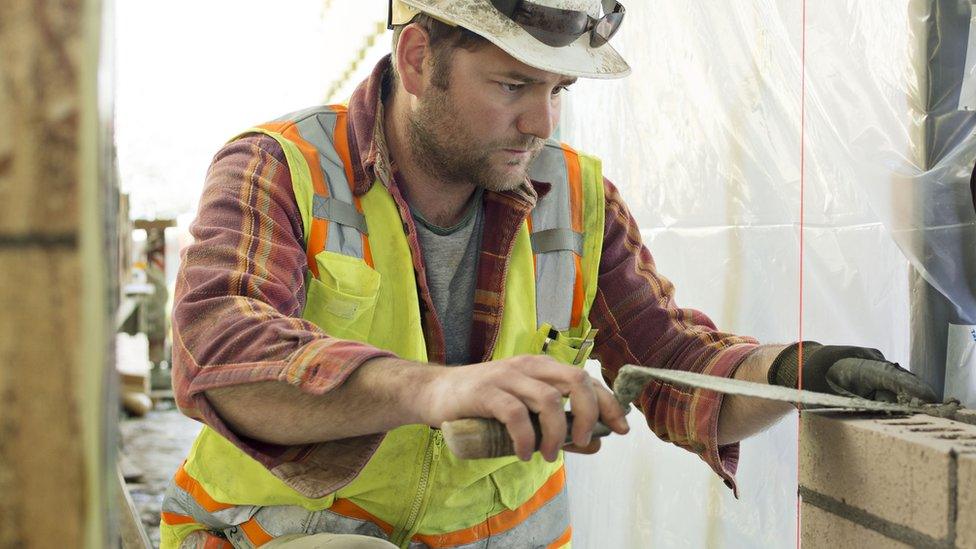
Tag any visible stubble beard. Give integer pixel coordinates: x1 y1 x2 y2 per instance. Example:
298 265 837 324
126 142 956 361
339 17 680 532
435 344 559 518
407 86 542 193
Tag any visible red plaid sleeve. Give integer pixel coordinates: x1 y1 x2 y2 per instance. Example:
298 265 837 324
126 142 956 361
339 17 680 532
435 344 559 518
171 135 394 470
590 178 759 494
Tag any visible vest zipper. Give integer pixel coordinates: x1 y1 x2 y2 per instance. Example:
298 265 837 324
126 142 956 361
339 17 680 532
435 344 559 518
392 429 444 547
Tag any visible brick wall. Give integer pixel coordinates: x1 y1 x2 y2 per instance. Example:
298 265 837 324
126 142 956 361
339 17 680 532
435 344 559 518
800 410 976 548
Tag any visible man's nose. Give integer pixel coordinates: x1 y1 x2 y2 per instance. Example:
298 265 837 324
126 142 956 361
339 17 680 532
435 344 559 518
516 95 559 141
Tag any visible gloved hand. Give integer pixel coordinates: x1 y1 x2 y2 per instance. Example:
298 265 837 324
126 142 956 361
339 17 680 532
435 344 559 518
767 342 938 404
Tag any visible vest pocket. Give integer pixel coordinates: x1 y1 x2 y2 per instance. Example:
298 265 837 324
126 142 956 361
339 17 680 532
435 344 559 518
304 251 381 342
489 458 540 512
532 323 598 367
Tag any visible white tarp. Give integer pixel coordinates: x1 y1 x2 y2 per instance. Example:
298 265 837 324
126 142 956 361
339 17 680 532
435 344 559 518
561 0 974 546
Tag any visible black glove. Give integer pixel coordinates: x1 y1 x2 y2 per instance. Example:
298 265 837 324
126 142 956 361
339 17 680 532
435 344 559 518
767 342 938 404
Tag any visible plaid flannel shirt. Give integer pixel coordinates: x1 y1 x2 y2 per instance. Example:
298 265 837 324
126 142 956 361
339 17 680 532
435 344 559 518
172 55 759 496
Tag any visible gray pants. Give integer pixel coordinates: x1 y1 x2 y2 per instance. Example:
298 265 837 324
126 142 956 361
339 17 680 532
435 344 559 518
263 534 397 548
180 531 397 549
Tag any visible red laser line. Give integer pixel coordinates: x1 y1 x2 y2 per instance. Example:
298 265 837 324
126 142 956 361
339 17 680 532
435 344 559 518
796 0 807 547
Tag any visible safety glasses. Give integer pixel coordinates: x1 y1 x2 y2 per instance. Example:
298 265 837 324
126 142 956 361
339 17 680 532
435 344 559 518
489 0 626 48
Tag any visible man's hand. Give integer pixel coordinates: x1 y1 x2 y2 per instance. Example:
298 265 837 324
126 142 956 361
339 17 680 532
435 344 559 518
420 355 630 462
767 342 938 403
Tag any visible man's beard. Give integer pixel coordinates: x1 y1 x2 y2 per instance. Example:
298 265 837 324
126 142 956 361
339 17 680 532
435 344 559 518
407 87 543 192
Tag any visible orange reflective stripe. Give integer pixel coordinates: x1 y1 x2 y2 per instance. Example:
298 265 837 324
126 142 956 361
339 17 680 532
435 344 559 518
561 144 583 234
546 525 572 548
160 512 196 526
412 466 566 547
331 107 357 198
332 107 374 268
329 499 395 536
257 121 330 278
240 517 274 546
305 218 328 278
174 463 234 513
561 144 585 328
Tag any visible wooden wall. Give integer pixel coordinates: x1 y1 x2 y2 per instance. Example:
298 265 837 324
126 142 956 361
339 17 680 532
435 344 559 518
0 0 113 546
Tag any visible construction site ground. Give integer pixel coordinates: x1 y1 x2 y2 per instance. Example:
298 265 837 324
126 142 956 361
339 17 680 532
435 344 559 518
120 403 200 548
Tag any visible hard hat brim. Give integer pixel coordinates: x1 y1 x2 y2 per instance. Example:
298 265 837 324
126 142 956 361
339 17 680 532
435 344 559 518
396 0 631 79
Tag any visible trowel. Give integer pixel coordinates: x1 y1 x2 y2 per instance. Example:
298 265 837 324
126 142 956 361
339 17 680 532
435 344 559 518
441 361 968 460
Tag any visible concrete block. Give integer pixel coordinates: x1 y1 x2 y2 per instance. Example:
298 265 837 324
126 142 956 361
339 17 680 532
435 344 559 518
800 412 976 541
956 408 976 426
801 503 910 549
959 453 976 549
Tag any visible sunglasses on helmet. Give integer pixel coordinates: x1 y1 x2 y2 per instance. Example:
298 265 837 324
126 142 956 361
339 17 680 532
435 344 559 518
489 0 626 48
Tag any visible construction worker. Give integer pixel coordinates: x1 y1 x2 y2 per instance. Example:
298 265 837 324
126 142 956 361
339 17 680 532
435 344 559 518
160 1 937 547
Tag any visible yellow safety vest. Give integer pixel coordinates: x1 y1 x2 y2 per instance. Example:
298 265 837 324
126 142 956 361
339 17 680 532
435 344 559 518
161 104 606 549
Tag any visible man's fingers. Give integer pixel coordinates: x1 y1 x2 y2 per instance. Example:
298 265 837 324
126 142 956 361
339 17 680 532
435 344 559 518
501 378 567 461
507 359 598 454
828 358 938 403
532 395 568 461
477 357 630 462
491 395 536 461
563 438 602 455
565 373 600 448
593 382 630 434
880 364 938 403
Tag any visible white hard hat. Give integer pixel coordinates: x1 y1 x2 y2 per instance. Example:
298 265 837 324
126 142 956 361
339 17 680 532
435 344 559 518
390 0 631 79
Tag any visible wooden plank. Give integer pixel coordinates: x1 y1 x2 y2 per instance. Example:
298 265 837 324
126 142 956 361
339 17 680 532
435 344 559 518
0 0 83 236
0 248 86 545
0 0 111 546
116 465 151 549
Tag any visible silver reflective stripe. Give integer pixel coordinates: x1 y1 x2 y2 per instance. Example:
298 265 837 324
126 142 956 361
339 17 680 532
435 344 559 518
529 142 577 331
313 195 369 235
221 506 394 548
530 228 583 255
161 482 256 531
306 509 392 540
163 483 396 548
163 470 567 549
273 106 330 124
275 108 365 260
418 485 570 549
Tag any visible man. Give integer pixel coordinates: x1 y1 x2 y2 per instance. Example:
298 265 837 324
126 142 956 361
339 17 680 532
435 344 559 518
161 1 937 547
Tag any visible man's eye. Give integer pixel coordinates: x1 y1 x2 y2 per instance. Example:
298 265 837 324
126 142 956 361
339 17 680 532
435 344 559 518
500 82 524 93
552 86 569 96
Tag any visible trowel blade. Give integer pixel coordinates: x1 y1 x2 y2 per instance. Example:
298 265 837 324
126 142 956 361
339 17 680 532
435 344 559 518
620 365 927 414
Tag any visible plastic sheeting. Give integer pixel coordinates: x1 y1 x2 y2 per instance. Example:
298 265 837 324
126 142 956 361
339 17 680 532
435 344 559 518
560 0 974 546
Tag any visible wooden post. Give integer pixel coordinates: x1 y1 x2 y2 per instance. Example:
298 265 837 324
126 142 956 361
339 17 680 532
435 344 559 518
0 0 113 547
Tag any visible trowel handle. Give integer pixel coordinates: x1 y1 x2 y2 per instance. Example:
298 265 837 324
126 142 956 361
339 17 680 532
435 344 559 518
440 412 612 459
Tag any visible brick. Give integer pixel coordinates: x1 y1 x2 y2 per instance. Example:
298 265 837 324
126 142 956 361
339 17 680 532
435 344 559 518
0 248 85 545
801 503 910 549
959 453 976 549
800 412 976 541
956 408 976 426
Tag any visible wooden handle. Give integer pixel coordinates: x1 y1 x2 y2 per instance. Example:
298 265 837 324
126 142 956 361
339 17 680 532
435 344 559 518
441 418 519 459
441 412 613 459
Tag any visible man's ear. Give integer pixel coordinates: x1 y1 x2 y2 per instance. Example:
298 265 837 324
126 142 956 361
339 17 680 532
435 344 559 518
394 24 431 97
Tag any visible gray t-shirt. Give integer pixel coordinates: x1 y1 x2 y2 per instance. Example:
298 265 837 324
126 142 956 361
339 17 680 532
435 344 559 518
411 190 484 365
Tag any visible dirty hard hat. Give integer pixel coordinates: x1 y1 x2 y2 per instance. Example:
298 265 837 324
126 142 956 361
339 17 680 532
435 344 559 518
389 0 631 79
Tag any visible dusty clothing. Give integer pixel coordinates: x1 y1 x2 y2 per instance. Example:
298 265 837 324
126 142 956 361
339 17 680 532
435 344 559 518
180 530 397 549
171 55 758 495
